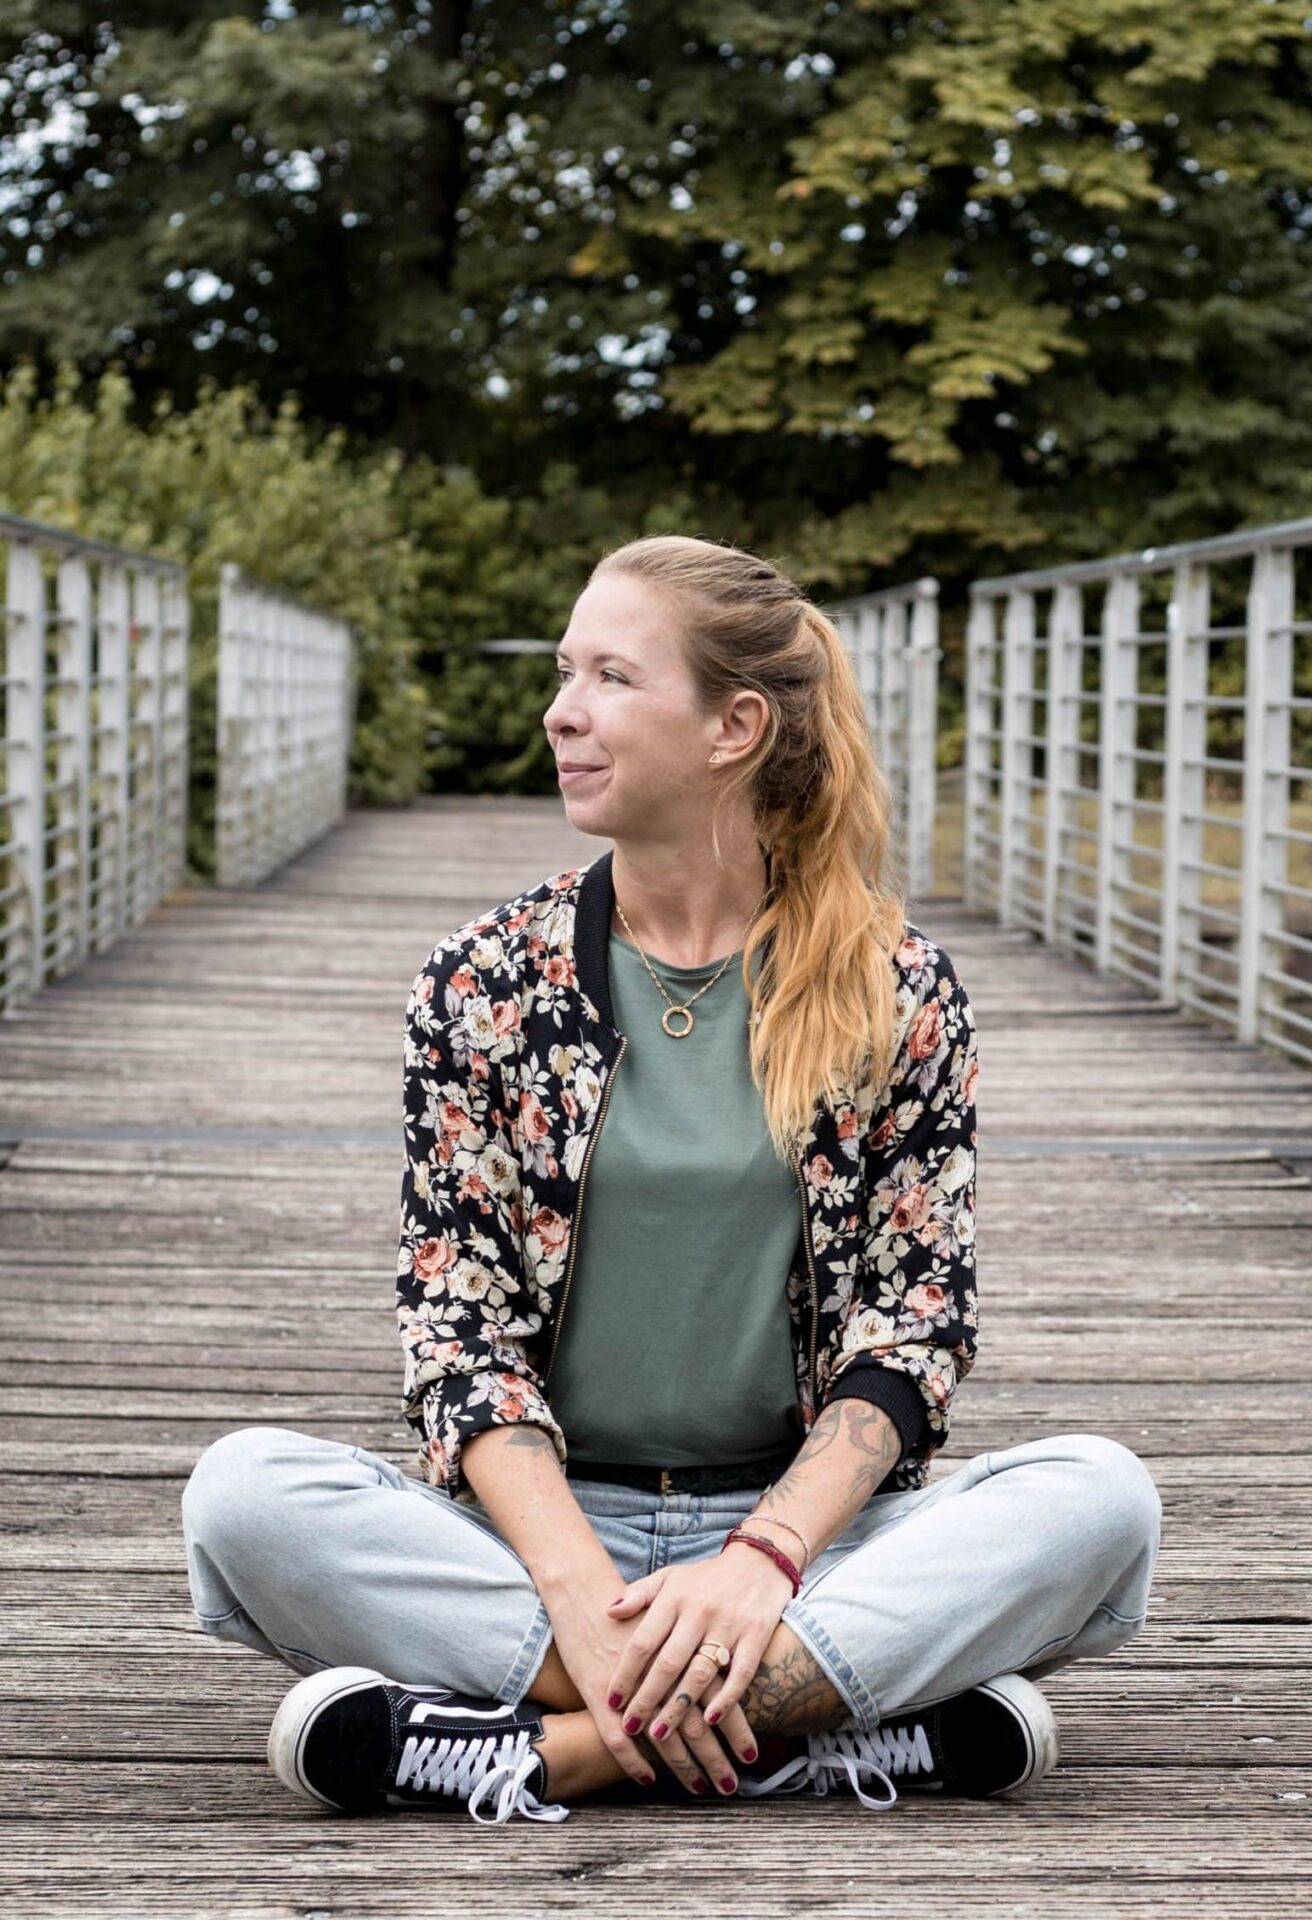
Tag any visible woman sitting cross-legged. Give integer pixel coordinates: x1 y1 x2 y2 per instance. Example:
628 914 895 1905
181 533 1162 1825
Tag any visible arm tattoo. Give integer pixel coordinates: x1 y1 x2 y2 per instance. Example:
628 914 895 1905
750 1399 903 1556
503 1422 560 1455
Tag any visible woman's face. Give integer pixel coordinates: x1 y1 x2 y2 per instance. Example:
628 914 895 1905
544 571 718 834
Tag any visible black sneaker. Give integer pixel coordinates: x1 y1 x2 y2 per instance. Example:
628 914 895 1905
267 1666 571 1825
737 1672 1058 1809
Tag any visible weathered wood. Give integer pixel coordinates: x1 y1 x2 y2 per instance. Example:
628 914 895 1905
0 794 1309 1918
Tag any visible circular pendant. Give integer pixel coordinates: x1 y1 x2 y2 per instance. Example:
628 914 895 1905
661 1003 695 1038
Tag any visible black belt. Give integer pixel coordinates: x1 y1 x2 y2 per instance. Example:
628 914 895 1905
564 1450 795 1496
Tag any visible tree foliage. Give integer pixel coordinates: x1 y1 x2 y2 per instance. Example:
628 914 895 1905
0 361 426 865
3 3 1311 792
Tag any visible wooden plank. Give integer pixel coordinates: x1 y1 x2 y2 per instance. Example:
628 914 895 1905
0 795 1309 1917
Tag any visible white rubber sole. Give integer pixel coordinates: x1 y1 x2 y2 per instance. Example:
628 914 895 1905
266 1665 388 1809
973 1671 1060 1792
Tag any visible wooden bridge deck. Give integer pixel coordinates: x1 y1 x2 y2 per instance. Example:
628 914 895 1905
1 793 1308 1918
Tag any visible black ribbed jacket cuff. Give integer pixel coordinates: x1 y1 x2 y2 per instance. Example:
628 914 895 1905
821 1361 929 1464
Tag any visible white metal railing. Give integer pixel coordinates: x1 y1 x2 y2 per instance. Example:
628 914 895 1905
0 512 189 1011
828 578 940 899
216 562 356 887
965 518 1312 1068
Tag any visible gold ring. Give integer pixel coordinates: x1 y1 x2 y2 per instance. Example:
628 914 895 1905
697 1640 732 1670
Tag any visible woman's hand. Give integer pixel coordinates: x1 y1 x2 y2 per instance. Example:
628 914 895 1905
544 1572 740 1795
604 1548 794 1789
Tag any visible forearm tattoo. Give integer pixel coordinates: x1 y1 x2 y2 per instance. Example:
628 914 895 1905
733 1400 903 1734
755 1398 902 1536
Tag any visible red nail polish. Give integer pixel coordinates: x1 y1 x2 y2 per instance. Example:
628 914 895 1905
608 1691 622 1709
706 1709 721 1725
692 1778 708 1795
624 1715 641 1735
643 1771 656 1786
721 1776 736 1793
651 1721 668 1740
743 1746 757 1762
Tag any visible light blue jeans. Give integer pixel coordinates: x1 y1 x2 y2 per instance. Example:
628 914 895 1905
180 1426 1161 1732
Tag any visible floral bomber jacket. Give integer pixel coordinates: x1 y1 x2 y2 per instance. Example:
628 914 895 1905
397 847 979 1507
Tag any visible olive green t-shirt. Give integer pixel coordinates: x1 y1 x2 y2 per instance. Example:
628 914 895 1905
546 932 804 1469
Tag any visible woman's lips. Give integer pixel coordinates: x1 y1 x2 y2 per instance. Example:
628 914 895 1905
558 767 607 787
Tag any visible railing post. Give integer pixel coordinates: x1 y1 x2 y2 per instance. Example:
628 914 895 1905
6 541 45 997
256 587 276 883
852 600 878 741
217 562 243 886
1043 581 1083 952
55 552 93 972
340 627 357 817
289 607 307 863
875 598 904 812
1162 560 1210 1005
1096 571 1138 974
130 569 163 926
906 580 940 900
98 564 131 948
963 593 997 916
160 568 190 891
828 582 941 899
999 587 1035 927
277 610 295 872
1238 544 1294 1043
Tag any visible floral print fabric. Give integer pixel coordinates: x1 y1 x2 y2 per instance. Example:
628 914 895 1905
397 857 979 1506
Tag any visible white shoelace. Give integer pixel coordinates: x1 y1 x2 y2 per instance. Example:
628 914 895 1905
395 1728 571 1824
739 1718 936 1811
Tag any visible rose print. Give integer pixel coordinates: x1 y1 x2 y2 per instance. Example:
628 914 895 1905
398 864 976 1503
889 1181 933 1233
907 1000 942 1061
906 1281 947 1316
528 1205 569 1256
413 1237 456 1285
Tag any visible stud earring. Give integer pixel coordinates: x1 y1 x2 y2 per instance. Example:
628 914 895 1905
709 751 722 764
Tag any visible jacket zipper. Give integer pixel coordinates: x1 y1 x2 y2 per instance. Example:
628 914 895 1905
541 1039 819 1455
797 1151 819 1417
544 1034 628 1387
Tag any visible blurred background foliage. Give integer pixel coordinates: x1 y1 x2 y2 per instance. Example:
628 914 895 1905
2 0 1310 814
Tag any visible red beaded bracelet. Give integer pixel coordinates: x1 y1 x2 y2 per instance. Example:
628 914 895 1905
720 1526 803 1597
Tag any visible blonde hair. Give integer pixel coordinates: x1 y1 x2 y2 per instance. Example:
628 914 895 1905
590 534 908 1166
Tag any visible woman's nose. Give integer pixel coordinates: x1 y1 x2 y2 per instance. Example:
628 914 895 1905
546 683 586 732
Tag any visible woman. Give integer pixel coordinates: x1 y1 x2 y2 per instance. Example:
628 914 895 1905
181 534 1162 1827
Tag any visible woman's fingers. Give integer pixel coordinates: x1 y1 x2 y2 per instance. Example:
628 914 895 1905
681 1703 746 1795
645 1721 713 1797
707 1696 761 1768
595 1704 666 1788
616 1621 711 1733
655 1641 764 1767
700 1635 766 1751
645 1670 759 1795
650 1706 736 1798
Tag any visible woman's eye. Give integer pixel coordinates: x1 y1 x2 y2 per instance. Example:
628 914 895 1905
555 668 623 684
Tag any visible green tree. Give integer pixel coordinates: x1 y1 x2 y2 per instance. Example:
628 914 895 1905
0 360 432 866
6 3 1312 793
0 2 473 455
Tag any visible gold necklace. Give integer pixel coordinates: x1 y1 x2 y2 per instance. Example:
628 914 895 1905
613 886 768 1038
